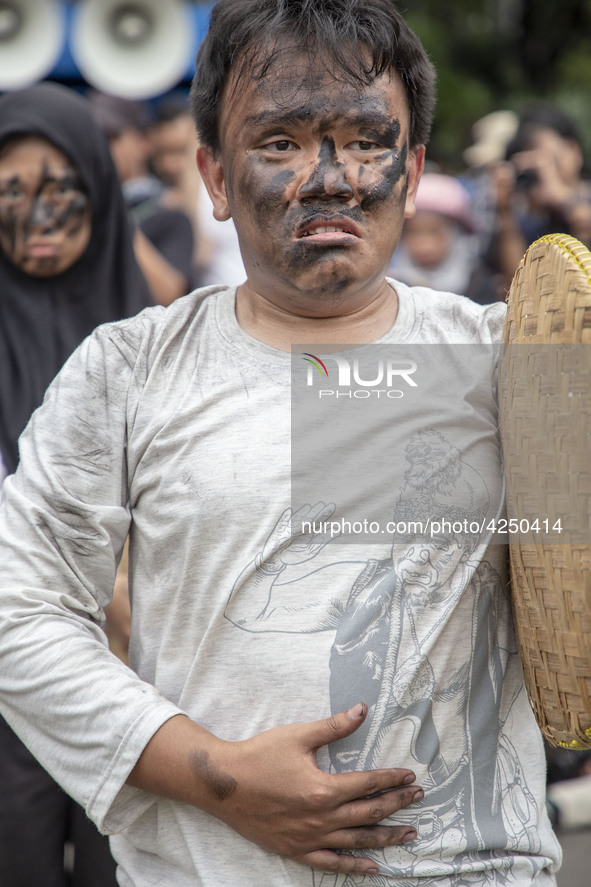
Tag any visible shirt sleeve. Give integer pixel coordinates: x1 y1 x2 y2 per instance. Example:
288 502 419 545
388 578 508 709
481 298 507 344
0 317 183 834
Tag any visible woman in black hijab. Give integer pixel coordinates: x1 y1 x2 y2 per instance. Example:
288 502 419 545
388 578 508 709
0 80 152 478
0 82 152 887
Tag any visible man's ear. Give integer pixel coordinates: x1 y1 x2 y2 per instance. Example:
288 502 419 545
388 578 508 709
404 144 426 220
197 146 232 221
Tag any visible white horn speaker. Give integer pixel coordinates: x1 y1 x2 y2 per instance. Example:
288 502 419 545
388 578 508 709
0 0 67 90
69 0 196 99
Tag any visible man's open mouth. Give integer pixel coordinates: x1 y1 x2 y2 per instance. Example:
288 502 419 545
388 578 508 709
295 217 362 242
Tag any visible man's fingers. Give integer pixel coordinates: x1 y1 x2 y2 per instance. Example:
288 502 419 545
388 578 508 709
298 823 416 875
329 766 419 804
338 785 424 827
323 823 417 851
298 849 381 877
295 819 419 875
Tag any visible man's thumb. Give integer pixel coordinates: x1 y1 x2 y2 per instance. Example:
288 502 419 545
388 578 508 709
308 702 368 750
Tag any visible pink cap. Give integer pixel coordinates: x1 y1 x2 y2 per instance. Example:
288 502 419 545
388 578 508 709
414 173 474 231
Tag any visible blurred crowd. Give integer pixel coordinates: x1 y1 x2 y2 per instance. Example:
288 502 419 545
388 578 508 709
391 104 591 304
85 87 246 301
0 80 590 884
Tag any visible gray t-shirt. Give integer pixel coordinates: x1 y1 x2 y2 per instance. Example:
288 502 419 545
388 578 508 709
0 282 560 886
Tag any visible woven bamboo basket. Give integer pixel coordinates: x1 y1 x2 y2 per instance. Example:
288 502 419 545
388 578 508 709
498 233 591 748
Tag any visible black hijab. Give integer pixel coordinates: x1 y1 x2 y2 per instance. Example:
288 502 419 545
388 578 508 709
0 82 152 474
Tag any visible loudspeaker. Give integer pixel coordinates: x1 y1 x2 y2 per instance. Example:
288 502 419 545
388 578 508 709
0 0 67 90
69 0 198 99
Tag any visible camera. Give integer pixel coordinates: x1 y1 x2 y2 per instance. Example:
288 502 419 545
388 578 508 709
515 168 539 190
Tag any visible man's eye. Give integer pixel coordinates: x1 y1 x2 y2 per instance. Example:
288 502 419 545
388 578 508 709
265 140 296 152
350 141 379 151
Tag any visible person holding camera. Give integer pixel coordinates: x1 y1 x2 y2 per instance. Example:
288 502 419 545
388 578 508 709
490 104 591 289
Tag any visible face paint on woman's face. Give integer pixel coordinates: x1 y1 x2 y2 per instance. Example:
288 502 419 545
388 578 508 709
205 57 423 309
0 136 91 277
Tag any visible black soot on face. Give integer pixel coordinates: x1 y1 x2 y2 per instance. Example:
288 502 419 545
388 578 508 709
253 167 297 217
24 165 89 241
299 137 348 198
359 142 408 211
373 118 402 151
0 177 23 252
0 208 17 256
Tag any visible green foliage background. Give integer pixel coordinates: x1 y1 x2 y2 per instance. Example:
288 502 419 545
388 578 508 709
400 0 591 169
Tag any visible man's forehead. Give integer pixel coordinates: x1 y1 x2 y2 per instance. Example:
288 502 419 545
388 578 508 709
242 104 404 140
221 58 409 133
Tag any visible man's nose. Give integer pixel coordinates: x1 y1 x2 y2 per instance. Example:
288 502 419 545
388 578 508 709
298 137 354 201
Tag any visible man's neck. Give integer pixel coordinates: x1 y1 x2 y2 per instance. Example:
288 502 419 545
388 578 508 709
235 280 399 351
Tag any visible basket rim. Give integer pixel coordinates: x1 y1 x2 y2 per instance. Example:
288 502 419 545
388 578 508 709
528 233 591 288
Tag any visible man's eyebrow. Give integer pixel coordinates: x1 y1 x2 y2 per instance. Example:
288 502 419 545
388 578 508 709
244 108 402 134
243 108 317 128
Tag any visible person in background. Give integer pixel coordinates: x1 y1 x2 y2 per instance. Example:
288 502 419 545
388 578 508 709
0 81 151 887
196 180 246 286
491 104 591 288
149 97 199 203
545 745 591 832
0 82 151 480
389 172 502 303
460 110 519 292
88 90 196 304
148 95 245 288
148 97 202 276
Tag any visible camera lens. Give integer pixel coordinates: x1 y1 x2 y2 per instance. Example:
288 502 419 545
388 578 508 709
515 169 539 190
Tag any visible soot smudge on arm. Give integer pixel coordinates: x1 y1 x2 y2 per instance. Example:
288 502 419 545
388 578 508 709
191 749 238 802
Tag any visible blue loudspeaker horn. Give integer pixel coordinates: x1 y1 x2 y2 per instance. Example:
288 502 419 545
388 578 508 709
0 0 67 90
69 0 211 99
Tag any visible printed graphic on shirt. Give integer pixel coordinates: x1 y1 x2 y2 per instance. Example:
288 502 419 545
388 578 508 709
225 431 545 885
291 343 503 548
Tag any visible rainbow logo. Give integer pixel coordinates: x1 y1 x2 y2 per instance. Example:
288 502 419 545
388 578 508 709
302 353 329 377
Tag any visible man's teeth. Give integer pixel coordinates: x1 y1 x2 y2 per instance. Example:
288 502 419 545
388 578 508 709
303 225 344 236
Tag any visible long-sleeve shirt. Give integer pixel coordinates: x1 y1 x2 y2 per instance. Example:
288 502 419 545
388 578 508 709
0 282 560 886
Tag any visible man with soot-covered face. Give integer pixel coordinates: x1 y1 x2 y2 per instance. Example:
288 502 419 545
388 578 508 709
0 2 561 886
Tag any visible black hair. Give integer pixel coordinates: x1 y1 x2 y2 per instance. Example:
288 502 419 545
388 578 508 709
153 96 191 126
519 103 581 145
190 0 436 156
505 103 582 160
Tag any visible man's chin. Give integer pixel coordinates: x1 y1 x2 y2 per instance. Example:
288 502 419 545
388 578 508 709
288 274 361 304
284 254 370 294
